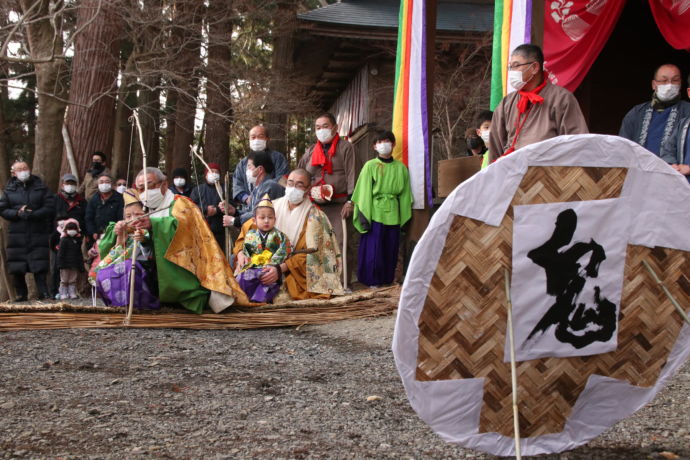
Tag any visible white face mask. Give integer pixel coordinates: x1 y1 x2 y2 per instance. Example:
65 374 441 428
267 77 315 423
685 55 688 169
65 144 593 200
98 183 112 194
316 128 334 144
173 178 186 188
63 184 77 194
249 139 267 152
116 185 127 194
508 69 528 91
16 171 30 182
375 141 393 156
246 168 258 186
206 173 220 184
67 230 78 237
656 84 680 102
141 188 165 210
479 129 491 145
285 186 305 205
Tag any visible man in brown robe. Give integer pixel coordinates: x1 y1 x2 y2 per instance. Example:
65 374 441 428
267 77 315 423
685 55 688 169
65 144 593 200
298 113 356 284
489 44 588 163
230 169 343 300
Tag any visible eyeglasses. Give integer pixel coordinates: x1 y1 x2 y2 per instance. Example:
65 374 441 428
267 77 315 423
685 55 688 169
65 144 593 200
654 77 681 84
507 61 536 71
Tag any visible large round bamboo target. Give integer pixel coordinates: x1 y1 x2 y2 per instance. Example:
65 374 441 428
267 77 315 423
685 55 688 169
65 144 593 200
393 134 690 456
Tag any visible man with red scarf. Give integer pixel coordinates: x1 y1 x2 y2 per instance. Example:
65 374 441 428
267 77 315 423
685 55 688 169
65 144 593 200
489 44 588 163
298 113 356 283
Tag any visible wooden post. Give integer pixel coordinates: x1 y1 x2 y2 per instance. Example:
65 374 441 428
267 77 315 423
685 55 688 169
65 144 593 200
531 0 545 47
404 0 437 264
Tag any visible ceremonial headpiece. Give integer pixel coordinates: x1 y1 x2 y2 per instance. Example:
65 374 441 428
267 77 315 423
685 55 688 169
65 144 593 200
256 194 274 210
123 189 142 207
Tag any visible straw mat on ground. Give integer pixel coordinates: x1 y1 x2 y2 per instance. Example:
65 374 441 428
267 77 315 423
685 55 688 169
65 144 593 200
416 166 689 438
0 286 399 331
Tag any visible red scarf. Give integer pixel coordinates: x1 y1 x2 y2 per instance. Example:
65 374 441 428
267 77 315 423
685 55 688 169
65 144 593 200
501 79 548 158
311 133 340 177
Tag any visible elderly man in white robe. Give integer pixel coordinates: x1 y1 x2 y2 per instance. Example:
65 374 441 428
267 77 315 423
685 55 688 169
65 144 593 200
229 169 343 299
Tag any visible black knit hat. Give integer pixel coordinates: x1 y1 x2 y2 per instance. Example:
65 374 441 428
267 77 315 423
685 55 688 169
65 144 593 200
172 168 189 179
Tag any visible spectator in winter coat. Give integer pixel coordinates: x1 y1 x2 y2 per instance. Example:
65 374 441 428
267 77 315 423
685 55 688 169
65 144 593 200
168 167 194 198
85 174 124 241
52 173 87 297
79 151 112 200
190 162 235 252
52 219 84 300
0 161 55 301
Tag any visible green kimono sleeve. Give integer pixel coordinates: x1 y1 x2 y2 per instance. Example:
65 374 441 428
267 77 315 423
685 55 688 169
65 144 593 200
150 216 209 314
351 161 375 234
98 222 118 259
269 231 292 265
398 164 413 228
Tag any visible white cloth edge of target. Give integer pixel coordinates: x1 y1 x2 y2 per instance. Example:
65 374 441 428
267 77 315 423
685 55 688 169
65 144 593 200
392 133 690 456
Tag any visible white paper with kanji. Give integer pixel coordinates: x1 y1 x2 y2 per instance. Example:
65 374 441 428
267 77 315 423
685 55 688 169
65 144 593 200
508 198 630 362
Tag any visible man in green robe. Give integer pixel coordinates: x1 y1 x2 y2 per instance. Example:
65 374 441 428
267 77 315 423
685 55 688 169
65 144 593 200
99 167 250 313
351 131 412 287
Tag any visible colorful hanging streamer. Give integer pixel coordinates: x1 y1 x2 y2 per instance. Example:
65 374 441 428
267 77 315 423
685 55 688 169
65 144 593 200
490 0 533 109
392 0 431 209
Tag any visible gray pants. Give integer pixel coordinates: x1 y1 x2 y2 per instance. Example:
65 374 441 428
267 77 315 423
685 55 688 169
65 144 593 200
59 269 78 288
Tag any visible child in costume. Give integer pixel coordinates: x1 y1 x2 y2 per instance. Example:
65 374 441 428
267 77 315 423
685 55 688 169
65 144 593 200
52 218 84 299
90 191 159 309
235 194 292 303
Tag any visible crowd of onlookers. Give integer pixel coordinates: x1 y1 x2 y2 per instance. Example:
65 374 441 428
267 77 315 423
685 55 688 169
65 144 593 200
0 114 412 308
2 43 688 309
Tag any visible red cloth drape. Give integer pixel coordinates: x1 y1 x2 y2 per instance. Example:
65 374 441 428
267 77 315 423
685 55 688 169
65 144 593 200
543 0 626 92
649 0 690 51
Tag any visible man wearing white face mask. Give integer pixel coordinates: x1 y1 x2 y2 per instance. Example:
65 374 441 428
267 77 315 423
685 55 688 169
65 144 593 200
620 64 690 156
351 131 412 287
85 174 124 243
231 169 343 299
190 162 234 251
223 151 284 227
489 44 588 163
660 75 690 182
0 161 55 301
232 125 289 206
298 112 357 283
168 168 193 198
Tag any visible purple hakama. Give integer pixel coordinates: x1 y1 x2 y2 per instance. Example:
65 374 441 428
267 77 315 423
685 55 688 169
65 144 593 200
96 260 160 309
236 267 281 303
357 222 400 286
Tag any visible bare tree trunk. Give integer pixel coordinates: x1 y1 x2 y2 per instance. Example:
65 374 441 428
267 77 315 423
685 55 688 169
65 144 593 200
265 1 297 156
111 46 135 182
19 0 69 191
134 78 160 171
0 62 10 187
203 0 233 173
167 0 202 174
63 0 121 178
162 88 178 176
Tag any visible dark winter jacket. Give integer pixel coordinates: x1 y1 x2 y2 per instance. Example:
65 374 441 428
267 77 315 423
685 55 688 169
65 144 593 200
55 192 87 229
85 192 124 236
57 235 85 271
0 175 55 274
169 183 194 198
190 182 224 237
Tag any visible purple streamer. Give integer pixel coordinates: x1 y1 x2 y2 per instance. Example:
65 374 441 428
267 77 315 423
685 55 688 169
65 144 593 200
524 0 533 43
421 0 432 208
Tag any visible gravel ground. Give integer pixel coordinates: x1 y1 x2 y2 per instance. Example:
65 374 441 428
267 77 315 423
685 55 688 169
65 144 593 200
0 316 688 459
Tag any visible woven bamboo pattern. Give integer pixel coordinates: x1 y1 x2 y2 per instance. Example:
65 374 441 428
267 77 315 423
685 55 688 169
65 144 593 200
416 166 689 437
0 287 399 331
